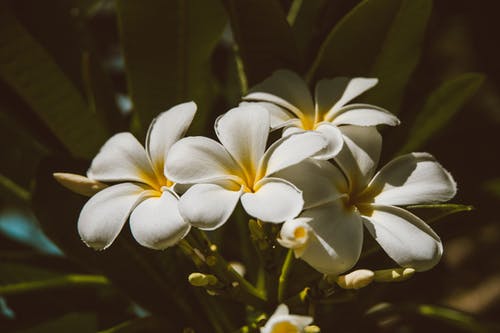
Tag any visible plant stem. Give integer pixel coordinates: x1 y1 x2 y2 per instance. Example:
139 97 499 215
277 249 294 303
0 274 109 295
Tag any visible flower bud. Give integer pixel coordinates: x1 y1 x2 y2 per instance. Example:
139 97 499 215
373 267 415 282
304 325 321 333
53 173 107 196
336 269 374 289
188 272 218 287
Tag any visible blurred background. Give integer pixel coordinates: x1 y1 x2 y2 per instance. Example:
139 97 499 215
0 0 499 332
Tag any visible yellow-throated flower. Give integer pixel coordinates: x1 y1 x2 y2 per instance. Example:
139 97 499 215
261 304 313 333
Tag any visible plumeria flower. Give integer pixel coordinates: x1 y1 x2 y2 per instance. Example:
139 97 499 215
73 102 197 250
261 304 313 333
165 104 327 229
277 126 456 275
242 69 400 159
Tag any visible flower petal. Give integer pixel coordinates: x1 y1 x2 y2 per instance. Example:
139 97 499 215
87 133 157 187
368 153 457 205
274 159 347 209
215 105 269 176
241 178 303 223
243 69 314 119
335 126 382 192
146 101 196 176
260 132 327 177
314 123 344 159
178 183 242 230
319 77 378 120
298 201 363 275
165 136 243 183
240 101 295 130
78 183 151 250
363 205 443 271
129 190 190 249
329 104 400 126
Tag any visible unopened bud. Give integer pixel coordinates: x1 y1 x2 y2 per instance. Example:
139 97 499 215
336 269 374 289
188 272 218 287
229 261 246 277
304 325 321 333
373 267 415 282
53 173 107 196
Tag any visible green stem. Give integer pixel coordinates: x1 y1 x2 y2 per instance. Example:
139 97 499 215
277 249 294 303
0 274 109 295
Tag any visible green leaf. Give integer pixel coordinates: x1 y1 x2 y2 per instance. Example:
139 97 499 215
0 4 109 159
116 0 226 137
15 312 97 333
307 0 431 112
399 73 484 154
406 204 473 224
98 317 175 333
223 0 299 87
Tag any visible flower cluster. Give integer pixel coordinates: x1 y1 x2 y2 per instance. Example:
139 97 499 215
56 69 457 329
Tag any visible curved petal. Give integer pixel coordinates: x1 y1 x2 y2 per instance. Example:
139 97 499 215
78 183 151 250
363 205 443 271
321 77 378 120
259 132 327 177
239 101 295 130
281 123 305 137
243 69 314 119
178 183 242 230
368 153 457 205
241 178 303 223
274 159 347 209
129 190 190 249
335 126 382 192
87 133 157 187
165 136 243 183
298 201 363 275
314 123 344 159
329 104 400 126
215 105 269 176
146 101 196 175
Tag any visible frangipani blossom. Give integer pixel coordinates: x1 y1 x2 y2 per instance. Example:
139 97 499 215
75 102 197 250
261 304 313 333
243 69 400 159
165 104 327 229
277 126 456 275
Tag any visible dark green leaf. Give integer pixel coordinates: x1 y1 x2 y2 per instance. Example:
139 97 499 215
15 312 97 333
406 204 473 224
399 73 484 154
116 0 226 137
223 0 299 87
0 4 109 159
307 0 431 113
98 316 180 333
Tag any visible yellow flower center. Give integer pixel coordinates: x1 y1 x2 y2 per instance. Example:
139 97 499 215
271 321 299 333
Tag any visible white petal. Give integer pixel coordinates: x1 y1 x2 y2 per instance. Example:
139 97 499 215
215 105 269 176
314 123 344 159
299 201 363 275
272 304 290 316
278 217 313 252
87 133 157 187
165 136 243 183
335 126 382 192
274 159 347 209
368 153 457 205
129 190 190 249
329 104 400 126
178 183 242 230
239 101 294 130
281 124 305 137
321 77 378 120
259 132 327 177
243 69 314 120
363 205 443 271
146 101 196 175
78 183 151 250
241 178 303 223
261 304 313 333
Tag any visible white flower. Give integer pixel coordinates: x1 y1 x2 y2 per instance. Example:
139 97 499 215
277 126 456 274
243 69 400 159
261 304 313 333
76 102 197 250
165 104 327 229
